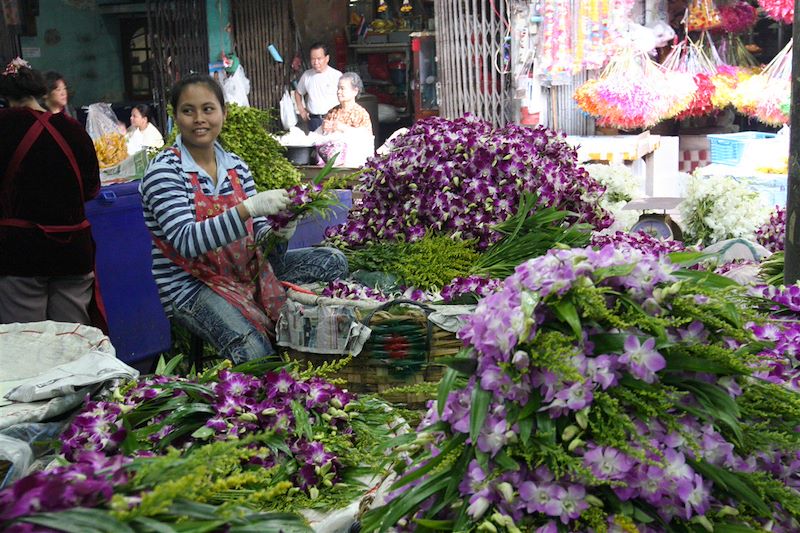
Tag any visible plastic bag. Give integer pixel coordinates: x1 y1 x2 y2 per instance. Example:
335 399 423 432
86 103 127 168
280 90 297 130
222 65 250 107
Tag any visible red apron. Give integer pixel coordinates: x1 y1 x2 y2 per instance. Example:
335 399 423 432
152 148 286 336
0 110 108 332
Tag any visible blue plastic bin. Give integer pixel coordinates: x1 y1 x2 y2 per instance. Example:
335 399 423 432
288 189 353 249
85 182 171 363
707 132 777 166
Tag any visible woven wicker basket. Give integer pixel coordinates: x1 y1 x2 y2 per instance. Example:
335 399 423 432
286 299 464 407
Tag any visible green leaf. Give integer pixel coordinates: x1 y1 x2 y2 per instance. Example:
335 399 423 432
413 519 455 530
313 152 339 184
469 387 492 443
687 460 770 516
436 356 477 375
552 299 582 339
674 269 740 289
494 449 520 471
130 516 179 533
22 508 135 533
663 350 741 375
667 251 714 267
290 400 313 440
518 416 534 445
437 367 459 418
593 263 637 281
713 524 762 532
389 432 467 490
227 513 313 533
378 470 451 533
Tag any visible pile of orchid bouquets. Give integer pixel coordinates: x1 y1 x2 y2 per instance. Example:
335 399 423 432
1 358 401 532
362 244 800 532
324 115 612 250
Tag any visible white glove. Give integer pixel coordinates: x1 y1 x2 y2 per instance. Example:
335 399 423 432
272 218 298 241
242 189 290 218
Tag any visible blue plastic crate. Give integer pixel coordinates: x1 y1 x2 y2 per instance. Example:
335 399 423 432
707 132 777 166
85 182 171 363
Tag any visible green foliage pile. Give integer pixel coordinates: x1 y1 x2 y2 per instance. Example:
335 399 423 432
346 233 479 291
163 104 301 190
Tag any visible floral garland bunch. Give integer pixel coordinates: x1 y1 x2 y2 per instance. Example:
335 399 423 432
755 205 786 252
676 72 716 119
679 174 770 245
710 65 755 109
362 245 800 532
325 115 611 249
758 0 793 23
719 1 758 33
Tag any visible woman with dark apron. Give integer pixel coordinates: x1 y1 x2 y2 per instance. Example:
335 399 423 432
0 59 106 331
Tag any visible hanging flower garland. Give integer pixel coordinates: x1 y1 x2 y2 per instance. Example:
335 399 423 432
662 36 722 119
574 48 694 129
686 0 723 31
758 0 793 24
731 39 792 126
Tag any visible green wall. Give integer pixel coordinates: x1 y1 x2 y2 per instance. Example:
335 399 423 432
20 1 125 108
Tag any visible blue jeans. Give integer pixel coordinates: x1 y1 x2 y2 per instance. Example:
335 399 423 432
172 247 348 363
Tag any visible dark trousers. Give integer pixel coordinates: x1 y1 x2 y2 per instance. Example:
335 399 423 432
308 114 324 132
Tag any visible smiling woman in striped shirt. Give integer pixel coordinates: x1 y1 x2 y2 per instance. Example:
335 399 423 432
140 74 347 364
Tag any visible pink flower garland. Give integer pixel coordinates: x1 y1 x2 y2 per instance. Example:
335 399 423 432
758 0 793 24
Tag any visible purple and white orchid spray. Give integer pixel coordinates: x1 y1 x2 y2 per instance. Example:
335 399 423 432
755 205 786 252
362 245 800 532
325 115 612 249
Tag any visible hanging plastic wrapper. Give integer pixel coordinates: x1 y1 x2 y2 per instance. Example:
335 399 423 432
573 46 695 129
730 39 792 126
685 0 722 31
537 0 634 84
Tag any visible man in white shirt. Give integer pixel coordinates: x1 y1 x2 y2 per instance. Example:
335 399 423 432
294 43 342 132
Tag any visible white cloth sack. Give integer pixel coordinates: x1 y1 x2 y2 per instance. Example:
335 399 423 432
280 90 298 130
0 321 138 430
222 65 250 107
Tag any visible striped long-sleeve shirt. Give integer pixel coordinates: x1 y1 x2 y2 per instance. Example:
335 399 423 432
140 138 270 314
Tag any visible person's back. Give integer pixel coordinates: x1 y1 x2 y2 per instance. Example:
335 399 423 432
0 108 99 276
0 58 103 328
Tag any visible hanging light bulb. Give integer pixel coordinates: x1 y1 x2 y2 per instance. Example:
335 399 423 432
400 0 413 13
378 0 388 13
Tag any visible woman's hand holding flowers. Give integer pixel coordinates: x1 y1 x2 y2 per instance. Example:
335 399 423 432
242 189 290 217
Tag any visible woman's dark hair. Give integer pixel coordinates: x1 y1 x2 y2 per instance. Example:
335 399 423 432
0 67 47 99
309 42 329 56
169 74 225 114
43 71 66 94
133 103 153 122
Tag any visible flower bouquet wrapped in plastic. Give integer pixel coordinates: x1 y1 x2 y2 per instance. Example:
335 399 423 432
758 0 793 24
662 35 722 119
731 39 792 126
685 0 722 31
574 47 694 129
